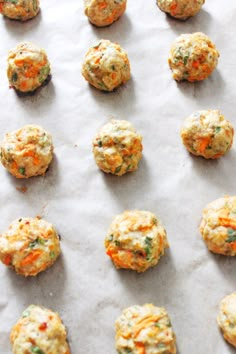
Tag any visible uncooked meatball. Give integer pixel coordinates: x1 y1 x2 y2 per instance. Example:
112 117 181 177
115 304 176 353
105 210 169 272
82 39 131 91
93 120 142 176
0 124 53 178
218 293 236 348
157 0 205 20
84 0 127 27
0 217 60 276
7 42 51 93
180 110 234 159
11 305 70 354
168 32 219 82
0 0 40 21
200 196 236 256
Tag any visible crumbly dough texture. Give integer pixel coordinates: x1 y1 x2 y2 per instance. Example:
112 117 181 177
115 304 176 354
11 305 70 354
105 210 169 272
93 120 142 176
218 293 236 348
84 0 127 27
7 42 51 93
157 0 204 20
0 217 60 276
168 32 219 82
0 124 54 178
200 196 236 256
82 39 131 91
0 0 40 21
180 110 234 159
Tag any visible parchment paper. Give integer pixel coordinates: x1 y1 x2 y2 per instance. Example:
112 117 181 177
0 0 236 353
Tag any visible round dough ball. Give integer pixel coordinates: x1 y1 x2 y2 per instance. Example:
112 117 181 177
180 110 234 159
199 196 236 256
11 305 70 354
218 293 236 347
115 304 176 354
168 32 219 82
0 0 40 21
82 39 131 91
157 0 205 20
0 217 60 276
93 120 143 176
0 124 53 178
7 42 51 93
105 210 169 272
84 0 127 27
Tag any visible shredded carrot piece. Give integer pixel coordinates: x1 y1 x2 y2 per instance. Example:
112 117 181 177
20 250 43 267
20 81 28 91
3 254 12 266
192 60 200 69
133 316 160 338
198 137 211 153
135 342 145 354
219 217 236 230
99 2 107 10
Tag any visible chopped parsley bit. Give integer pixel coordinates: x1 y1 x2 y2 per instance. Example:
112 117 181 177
111 65 115 70
124 349 132 354
226 228 236 243
12 72 18 82
115 165 122 174
22 310 30 318
108 234 113 241
144 236 152 260
206 145 212 150
49 251 55 259
31 346 45 354
157 343 166 349
18 167 25 175
18 218 22 222
167 319 172 327
98 140 103 147
155 322 161 328
152 217 157 225
183 55 189 65
29 237 45 249
114 240 121 247
215 126 221 133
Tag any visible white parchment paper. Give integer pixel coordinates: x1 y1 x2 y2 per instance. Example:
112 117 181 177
0 0 236 353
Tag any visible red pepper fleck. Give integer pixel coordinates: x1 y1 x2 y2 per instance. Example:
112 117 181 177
39 322 47 330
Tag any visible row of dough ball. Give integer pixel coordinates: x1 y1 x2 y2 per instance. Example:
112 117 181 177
6 31 219 94
10 294 236 354
0 110 233 180
0 0 205 24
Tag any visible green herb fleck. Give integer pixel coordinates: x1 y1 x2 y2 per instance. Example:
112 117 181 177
12 72 18 82
152 217 157 225
226 228 236 243
49 251 55 259
111 65 115 70
157 343 166 349
18 167 25 175
29 238 45 249
206 145 212 150
22 310 30 318
31 346 45 354
155 322 161 328
144 236 152 260
114 240 121 247
183 55 189 65
114 166 122 174
18 218 22 222
215 126 221 133
98 140 103 147
167 319 172 327
108 234 113 241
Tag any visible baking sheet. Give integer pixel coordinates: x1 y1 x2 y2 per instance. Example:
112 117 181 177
0 0 236 353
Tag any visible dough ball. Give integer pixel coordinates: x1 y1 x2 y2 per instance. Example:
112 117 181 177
180 110 234 159
93 119 143 176
200 196 236 256
168 32 219 82
0 0 40 21
218 293 236 348
0 124 53 178
157 0 204 20
105 210 169 272
84 0 127 27
82 39 131 91
7 42 51 93
115 304 176 354
11 305 70 354
0 217 60 276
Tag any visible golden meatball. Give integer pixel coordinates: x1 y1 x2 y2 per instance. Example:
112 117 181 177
105 210 169 272
7 42 51 93
168 32 219 82
11 305 70 354
200 196 236 256
0 217 60 276
180 110 234 159
0 0 40 21
82 39 131 91
217 293 236 348
93 120 143 176
157 0 205 20
0 124 53 179
84 0 127 27
115 304 176 354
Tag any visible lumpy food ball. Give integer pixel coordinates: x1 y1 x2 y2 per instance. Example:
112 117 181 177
0 217 61 276
200 196 236 256
218 293 236 348
93 119 143 176
7 42 51 93
82 39 131 91
0 124 54 178
115 304 176 354
168 32 219 82
84 0 127 27
0 0 40 21
105 210 169 272
180 110 234 159
11 305 70 354
157 0 205 20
